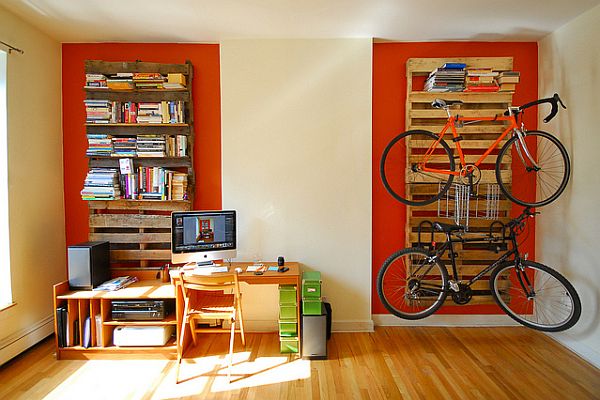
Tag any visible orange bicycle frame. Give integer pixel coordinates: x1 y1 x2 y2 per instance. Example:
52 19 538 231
420 114 519 176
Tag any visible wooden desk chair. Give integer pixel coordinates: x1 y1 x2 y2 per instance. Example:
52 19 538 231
176 271 245 383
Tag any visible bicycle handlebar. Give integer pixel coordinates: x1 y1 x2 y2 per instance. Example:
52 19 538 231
506 207 539 229
505 93 567 123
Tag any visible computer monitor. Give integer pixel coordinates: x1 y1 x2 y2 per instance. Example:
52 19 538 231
171 210 237 265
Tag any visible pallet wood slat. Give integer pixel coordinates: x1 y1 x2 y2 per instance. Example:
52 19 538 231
89 233 171 243
85 60 190 75
87 200 190 211
89 214 172 228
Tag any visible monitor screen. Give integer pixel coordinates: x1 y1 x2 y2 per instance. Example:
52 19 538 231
171 210 237 264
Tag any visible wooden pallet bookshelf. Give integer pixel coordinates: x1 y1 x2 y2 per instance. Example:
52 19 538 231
406 57 516 304
83 60 195 271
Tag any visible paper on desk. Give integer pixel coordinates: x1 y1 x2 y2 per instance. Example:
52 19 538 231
246 265 266 272
189 266 229 275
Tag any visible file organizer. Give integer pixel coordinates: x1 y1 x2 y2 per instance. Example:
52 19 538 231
278 285 299 353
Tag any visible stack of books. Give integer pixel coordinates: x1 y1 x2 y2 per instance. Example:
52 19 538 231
497 71 521 92
84 100 112 124
85 74 107 89
166 135 187 157
137 102 164 124
133 73 165 89
171 173 188 201
112 137 137 157
164 73 186 89
464 68 499 92
106 73 135 90
81 168 121 200
86 134 113 157
137 135 166 157
93 276 139 291
425 63 466 92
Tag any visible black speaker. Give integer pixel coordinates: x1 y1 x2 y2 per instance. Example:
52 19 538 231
68 241 110 290
278 256 285 267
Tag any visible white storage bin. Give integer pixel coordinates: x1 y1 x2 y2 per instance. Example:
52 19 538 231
113 325 174 347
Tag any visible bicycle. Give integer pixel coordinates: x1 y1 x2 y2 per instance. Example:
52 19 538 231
376 208 581 332
380 94 570 207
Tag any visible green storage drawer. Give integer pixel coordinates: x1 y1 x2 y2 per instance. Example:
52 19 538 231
302 298 323 315
302 271 322 299
279 304 297 319
279 318 298 337
280 337 299 353
279 285 297 305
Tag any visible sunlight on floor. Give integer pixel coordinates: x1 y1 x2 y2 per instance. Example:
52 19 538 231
41 351 310 399
167 351 311 397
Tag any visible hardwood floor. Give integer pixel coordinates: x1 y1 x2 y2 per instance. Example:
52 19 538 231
0 327 599 399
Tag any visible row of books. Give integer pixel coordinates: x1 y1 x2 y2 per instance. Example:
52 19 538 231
120 167 188 201
81 167 188 201
86 134 188 157
84 100 186 124
425 63 521 93
56 310 103 348
85 73 187 90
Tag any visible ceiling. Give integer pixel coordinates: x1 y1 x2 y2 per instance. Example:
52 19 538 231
2 0 600 43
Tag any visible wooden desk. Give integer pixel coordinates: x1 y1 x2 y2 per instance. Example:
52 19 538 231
53 262 300 359
172 262 301 356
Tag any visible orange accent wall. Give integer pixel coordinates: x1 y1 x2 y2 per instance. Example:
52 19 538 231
62 43 221 246
372 42 538 314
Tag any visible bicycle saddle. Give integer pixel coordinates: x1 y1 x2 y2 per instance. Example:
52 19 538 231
431 99 464 109
433 222 465 233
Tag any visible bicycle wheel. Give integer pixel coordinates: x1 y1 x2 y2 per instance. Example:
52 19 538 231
377 248 448 320
490 260 581 332
496 130 570 207
380 130 455 206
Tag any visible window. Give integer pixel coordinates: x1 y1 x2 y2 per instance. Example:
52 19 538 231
0 49 12 309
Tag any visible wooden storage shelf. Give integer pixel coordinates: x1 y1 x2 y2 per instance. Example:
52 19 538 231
84 59 194 268
53 280 178 360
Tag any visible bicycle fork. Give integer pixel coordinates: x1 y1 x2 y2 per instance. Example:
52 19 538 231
515 262 536 299
513 128 541 171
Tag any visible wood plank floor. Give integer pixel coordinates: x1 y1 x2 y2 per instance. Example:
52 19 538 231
0 327 599 399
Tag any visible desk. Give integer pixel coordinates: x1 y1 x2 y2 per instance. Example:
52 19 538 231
172 262 301 356
53 262 300 359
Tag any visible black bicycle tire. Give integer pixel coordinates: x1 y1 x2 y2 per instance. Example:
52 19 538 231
496 130 570 207
380 130 455 207
490 260 581 332
377 247 449 320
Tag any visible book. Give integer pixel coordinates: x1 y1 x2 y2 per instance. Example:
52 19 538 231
499 83 517 92
442 63 466 69
83 317 91 348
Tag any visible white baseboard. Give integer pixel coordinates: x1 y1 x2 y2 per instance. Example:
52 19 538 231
0 315 54 366
241 319 374 332
373 314 520 327
332 320 374 332
547 333 600 369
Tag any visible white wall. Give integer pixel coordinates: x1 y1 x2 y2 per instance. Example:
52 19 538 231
0 6 65 364
221 39 373 331
538 4 600 368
